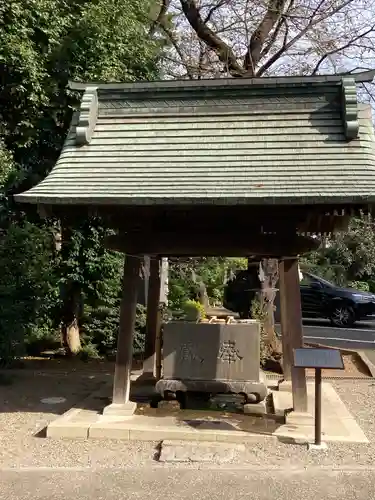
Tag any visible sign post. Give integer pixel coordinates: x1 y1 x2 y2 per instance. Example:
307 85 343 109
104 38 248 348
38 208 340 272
315 366 322 446
293 347 344 448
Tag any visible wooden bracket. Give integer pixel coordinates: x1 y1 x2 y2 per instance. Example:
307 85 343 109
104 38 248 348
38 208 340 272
341 77 359 140
75 86 98 145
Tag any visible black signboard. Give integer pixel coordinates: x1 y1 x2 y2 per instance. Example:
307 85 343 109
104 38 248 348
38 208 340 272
293 348 344 370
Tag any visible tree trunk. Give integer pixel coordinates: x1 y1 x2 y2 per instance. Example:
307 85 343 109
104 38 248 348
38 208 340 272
62 319 81 354
256 258 280 354
60 222 82 355
61 286 81 355
197 281 209 309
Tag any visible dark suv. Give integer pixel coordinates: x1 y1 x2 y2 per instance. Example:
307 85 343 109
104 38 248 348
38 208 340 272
223 269 375 327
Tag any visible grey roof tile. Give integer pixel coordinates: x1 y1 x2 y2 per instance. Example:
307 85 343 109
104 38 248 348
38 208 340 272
15 77 375 206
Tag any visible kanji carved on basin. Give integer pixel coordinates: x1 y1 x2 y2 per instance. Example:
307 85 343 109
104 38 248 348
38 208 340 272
155 321 268 404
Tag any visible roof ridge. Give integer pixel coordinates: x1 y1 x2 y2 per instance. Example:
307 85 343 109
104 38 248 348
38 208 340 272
68 70 375 93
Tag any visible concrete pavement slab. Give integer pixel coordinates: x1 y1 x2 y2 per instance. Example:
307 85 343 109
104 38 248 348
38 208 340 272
158 440 245 462
272 382 368 444
88 414 269 443
358 350 375 377
45 379 367 444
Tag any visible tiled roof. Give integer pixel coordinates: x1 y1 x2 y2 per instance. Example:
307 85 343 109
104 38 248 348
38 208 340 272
15 74 375 206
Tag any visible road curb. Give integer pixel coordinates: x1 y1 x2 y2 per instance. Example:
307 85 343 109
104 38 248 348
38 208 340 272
357 351 375 378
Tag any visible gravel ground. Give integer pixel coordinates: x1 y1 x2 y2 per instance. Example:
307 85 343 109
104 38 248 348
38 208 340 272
1 372 375 470
3 469 375 500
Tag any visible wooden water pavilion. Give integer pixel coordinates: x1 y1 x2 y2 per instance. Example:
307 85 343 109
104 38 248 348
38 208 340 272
15 72 375 417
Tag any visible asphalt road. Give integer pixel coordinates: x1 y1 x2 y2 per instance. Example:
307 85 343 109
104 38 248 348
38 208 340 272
275 318 375 351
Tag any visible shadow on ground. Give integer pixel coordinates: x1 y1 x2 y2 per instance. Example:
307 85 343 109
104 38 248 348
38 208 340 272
0 356 144 416
0 368 112 416
0 362 284 442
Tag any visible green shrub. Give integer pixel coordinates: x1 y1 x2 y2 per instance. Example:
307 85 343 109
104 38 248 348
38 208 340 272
182 300 206 322
78 342 101 361
168 257 247 311
0 222 59 365
348 281 370 292
368 280 375 293
133 304 147 354
81 303 120 354
81 303 147 355
24 323 60 356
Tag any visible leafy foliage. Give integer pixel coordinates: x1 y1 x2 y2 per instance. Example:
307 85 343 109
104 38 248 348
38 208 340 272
0 0 162 359
182 300 206 322
0 222 59 364
348 281 370 292
168 257 247 312
2 0 375 365
302 216 375 288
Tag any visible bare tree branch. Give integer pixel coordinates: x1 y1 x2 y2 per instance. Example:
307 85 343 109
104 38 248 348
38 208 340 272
312 24 375 75
197 40 206 79
362 83 375 104
310 0 328 21
179 0 245 76
256 0 357 76
149 0 197 79
149 0 171 36
244 0 288 73
259 16 285 61
259 0 295 61
203 0 229 24
163 0 374 83
160 24 196 79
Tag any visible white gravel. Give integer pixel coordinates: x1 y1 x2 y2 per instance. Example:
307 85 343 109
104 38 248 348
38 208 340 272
1 373 375 470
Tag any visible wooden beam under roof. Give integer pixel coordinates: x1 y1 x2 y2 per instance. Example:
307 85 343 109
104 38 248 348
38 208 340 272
104 231 320 257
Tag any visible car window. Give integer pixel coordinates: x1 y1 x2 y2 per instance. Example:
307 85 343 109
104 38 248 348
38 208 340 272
300 273 321 287
300 272 311 286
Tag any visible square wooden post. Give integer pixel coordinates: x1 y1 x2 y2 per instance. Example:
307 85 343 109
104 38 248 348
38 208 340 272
142 257 162 379
278 257 308 413
279 259 292 381
157 258 169 379
103 254 141 416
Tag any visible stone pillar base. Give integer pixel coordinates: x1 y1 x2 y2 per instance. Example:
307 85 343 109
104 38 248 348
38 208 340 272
137 371 157 382
243 400 267 416
286 411 314 426
103 402 136 417
277 380 292 392
140 356 157 381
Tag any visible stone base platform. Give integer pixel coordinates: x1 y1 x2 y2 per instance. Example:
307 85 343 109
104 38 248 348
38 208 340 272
155 373 268 405
44 376 368 445
272 381 368 444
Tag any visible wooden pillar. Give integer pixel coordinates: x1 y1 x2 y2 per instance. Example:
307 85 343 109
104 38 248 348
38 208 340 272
279 257 308 413
279 259 292 381
106 254 141 413
156 257 169 380
138 255 150 307
143 257 162 378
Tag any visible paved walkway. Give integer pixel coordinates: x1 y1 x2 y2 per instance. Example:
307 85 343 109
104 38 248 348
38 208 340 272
2 467 375 500
1 371 375 499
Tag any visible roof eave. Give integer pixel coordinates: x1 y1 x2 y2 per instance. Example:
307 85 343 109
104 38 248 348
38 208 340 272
13 193 375 207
